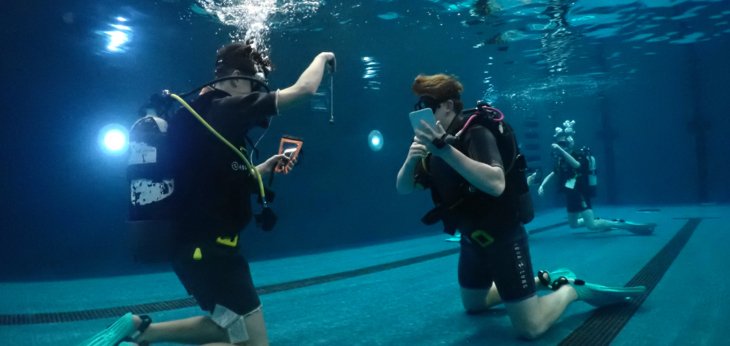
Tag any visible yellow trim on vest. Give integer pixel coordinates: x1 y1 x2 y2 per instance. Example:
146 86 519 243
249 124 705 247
193 247 203 260
216 235 239 247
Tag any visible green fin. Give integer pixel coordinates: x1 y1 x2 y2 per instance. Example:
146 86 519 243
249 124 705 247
78 312 136 346
617 221 656 235
573 281 646 307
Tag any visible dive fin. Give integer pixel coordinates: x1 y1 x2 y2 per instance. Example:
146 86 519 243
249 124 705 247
445 232 461 242
572 280 646 307
617 221 656 235
78 312 136 346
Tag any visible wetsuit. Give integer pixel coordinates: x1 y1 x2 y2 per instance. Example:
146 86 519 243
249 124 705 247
415 117 536 302
167 89 277 316
555 148 593 213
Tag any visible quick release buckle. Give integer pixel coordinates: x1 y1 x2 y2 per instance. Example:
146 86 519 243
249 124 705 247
470 230 494 248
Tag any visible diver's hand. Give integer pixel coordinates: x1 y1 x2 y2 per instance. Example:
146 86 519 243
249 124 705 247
415 120 448 155
199 86 215 95
258 154 296 175
276 154 298 174
318 52 336 71
538 185 545 197
552 143 569 156
406 140 429 162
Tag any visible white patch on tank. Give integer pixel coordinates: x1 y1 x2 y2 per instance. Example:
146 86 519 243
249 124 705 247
131 179 174 206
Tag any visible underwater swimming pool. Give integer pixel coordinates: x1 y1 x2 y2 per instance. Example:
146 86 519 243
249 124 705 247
1 0 728 344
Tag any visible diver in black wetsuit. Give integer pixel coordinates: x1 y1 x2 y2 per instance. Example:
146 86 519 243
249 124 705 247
82 42 335 346
396 74 647 339
539 120 656 234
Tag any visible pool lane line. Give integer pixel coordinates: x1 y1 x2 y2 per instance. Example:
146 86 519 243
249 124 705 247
0 221 568 325
528 221 570 235
559 217 702 346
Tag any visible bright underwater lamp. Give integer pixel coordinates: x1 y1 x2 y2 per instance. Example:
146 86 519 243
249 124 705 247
99 123 129 154
368 129 384 151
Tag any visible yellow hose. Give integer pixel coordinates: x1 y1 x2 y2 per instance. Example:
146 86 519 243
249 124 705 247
168 93 267 202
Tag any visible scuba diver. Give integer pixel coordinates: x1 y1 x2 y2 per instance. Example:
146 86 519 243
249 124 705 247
81 42 335 346
396 74 646 339
538 120 656 234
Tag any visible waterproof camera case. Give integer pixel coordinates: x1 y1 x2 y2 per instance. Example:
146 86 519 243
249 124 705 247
276 136 303 174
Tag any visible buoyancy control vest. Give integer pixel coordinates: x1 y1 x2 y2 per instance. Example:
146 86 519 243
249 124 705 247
418 102 534 235
125 79 277 263
558 146 597 197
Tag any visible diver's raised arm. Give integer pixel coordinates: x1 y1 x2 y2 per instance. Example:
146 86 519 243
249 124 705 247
552 143 580 169
277 52 336 110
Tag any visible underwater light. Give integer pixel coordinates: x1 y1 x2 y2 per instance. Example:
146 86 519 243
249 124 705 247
99 124 128 155
105 30 129 52
102 16 132 53
368 130 384 152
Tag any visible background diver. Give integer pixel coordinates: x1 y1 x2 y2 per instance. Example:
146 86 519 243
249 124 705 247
538 120 656 235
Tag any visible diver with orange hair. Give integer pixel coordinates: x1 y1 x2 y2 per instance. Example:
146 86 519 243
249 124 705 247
396 73 646 339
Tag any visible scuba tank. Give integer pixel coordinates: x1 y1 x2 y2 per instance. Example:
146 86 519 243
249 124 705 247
128 111 174 217
127 109 177 263
583 146 597 196
468 102 534 225
586 149 597 188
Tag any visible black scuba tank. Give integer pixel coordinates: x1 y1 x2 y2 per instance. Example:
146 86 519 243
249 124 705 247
128 114 175 219
127 113 177 262
484 118 534 225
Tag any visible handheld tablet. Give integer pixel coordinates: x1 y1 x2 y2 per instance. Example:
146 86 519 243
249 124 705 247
409 108 436 131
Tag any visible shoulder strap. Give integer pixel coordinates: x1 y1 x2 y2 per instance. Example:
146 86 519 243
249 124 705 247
456 106 519 174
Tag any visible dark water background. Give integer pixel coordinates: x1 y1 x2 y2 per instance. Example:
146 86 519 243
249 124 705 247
1 0 728 281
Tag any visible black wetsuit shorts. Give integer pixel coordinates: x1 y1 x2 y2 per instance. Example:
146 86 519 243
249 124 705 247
173 245 260 316
458 229 536 302
565 188 592 213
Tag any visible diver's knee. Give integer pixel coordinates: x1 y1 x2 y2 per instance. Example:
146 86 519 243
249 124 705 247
584 221 601 230
584 216 608 230
460 288 490 313
461 298 490 314
512 320 547 340
210 305 266 346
